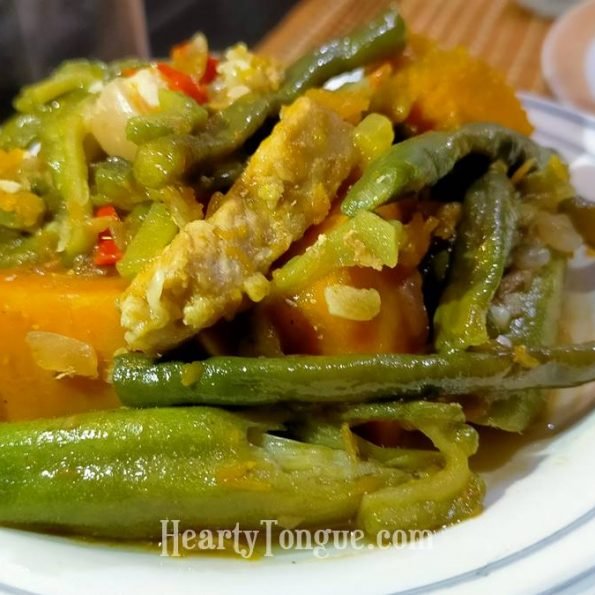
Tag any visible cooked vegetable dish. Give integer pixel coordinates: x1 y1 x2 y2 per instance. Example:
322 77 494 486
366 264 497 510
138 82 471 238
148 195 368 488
1 8 595 542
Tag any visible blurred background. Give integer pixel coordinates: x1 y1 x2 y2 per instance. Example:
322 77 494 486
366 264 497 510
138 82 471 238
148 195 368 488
0 0 297 117
0 0 593 116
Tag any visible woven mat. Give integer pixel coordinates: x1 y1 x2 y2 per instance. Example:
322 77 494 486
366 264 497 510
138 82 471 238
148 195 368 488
257 0 553 94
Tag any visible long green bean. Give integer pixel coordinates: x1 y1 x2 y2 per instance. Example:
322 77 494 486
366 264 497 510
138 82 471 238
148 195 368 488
340 123 554 216
113 341 595 407
434 165 517 352
133 8 407 188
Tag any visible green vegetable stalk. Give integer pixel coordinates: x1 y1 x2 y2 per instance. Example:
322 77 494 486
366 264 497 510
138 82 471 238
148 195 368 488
357 419 484 534
126 89 208 144
473 256 565 432
40 104 94 260
0 113 42 150
133 8 407 188
340 122 554 216
434 165 517 352
13 60 109 113
270 210 402 296
116 202 178 279
113 341 595 408
0 403 482 539
92 157 147 211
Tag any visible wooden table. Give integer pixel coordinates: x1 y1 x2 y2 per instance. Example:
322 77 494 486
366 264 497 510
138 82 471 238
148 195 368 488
258 0 554 96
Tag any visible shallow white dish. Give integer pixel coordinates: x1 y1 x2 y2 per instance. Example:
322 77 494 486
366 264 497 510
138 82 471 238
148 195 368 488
542 0 595 113
1 94 595 595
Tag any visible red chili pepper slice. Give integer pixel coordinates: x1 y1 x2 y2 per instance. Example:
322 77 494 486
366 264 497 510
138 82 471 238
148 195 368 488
94 238 122 266
200 55 219 84
93 206 122 267
96 205 118 219
157 63 208 104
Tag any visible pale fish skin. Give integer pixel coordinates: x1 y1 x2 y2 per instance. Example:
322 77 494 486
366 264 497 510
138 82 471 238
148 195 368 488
120 96 357 353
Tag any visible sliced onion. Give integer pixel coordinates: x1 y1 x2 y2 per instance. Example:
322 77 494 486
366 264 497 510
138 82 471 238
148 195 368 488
25 331 98 378
513 243 551 270
489 304 512 332
87 69 166 160
501 293 524 318
535 211 582 254
324 285 381 321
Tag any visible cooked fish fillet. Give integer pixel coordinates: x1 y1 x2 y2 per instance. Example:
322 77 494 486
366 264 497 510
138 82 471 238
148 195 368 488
120 96 357 353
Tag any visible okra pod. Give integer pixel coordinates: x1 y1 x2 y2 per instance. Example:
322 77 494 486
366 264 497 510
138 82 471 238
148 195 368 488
0 403 480 538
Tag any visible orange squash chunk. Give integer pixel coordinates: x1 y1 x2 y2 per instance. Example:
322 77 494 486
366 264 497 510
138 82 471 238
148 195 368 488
0 270 126 421
265 205 431 356
374 34 533 135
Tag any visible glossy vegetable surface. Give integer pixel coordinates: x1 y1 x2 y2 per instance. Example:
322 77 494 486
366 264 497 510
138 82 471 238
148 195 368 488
0 403 482 539
133 8 406 188
0 6 593 546
340 122 553 216
434 165 517 352
113 341 595 407
473 256 565 431
0 271 125 421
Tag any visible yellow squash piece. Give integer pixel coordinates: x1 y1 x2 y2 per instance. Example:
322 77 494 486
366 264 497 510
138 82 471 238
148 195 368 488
375 34 533 135
263 207 432 356
0 271 126 421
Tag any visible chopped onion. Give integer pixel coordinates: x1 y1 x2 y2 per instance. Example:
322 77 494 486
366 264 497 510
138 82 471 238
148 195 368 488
87 69 166 160
489 304 512 332
0 179 22 193
535 211 582 254
495 334 513 349
513 243 551 270
25 331 98 378
501 293 523 317
324 285 381 321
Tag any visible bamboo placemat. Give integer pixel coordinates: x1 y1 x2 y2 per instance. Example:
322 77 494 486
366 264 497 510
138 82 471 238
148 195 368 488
257 0 553 95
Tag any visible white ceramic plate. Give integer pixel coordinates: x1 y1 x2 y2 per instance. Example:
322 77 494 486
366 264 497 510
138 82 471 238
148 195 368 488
1 94 595 595
542 0 595 113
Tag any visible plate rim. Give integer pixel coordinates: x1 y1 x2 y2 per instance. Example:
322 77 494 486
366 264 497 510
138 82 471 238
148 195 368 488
1 95 595 595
